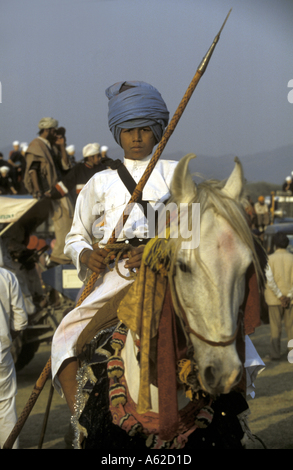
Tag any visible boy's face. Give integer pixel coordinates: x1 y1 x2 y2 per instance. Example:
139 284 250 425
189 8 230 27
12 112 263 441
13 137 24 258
120 126 156 160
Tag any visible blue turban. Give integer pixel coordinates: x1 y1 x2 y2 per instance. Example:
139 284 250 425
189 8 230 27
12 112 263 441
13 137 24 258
106 81 169 146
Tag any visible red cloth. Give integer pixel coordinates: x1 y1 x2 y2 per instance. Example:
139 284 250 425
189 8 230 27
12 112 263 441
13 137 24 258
235 263 262 392
157 285 187 441
243 264 261 335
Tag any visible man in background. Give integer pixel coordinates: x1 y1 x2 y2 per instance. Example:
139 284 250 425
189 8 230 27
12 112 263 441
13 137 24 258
66 144 76 167
0 166 17 195
46 142 113 203
264 232 293 360
8 141 26 191
254 195 270 231
0 264 28 449
24 117 74 266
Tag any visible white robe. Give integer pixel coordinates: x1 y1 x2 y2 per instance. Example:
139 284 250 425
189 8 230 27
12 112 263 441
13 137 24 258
0 268 28 399
0 268 27 449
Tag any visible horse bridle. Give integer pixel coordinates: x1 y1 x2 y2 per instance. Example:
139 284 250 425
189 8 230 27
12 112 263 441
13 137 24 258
180 306 241 347
170 276 241 348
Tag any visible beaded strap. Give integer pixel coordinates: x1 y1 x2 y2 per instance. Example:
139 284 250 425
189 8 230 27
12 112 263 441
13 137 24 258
107 323 129 407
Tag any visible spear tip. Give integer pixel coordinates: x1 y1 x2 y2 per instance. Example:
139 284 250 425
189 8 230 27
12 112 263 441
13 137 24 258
198 8 232 75
217 8 232 38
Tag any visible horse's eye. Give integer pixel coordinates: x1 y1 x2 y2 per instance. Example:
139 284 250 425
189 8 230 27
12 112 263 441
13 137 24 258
178 261 191 273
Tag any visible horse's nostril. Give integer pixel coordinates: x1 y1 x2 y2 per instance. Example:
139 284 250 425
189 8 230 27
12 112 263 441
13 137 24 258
203 363 242 392
204 366 217 388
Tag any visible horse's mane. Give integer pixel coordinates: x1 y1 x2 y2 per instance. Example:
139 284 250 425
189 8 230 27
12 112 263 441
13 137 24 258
165 175 265 287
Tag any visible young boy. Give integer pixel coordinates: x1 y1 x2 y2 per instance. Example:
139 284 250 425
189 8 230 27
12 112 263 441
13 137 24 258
51 81 178 413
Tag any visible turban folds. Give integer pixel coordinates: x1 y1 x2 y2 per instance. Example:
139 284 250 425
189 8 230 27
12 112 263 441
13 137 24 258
83 143 100 158
38 117 58 129
106 81 169 146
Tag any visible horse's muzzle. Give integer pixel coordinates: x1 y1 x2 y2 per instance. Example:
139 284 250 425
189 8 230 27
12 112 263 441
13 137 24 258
201 359 243 395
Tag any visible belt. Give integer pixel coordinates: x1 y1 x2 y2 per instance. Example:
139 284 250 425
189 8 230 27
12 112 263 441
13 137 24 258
115 237 151 247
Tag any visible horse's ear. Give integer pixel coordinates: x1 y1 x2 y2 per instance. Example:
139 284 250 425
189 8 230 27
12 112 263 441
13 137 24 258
222 157 244 200
171 153 197 202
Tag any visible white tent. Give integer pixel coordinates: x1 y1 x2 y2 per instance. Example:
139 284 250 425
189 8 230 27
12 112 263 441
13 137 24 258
0 195 37 224
0 195 51 237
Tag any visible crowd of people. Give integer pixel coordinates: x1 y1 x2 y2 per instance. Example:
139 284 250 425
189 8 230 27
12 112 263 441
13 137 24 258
0 135 111 198
0 121 113 266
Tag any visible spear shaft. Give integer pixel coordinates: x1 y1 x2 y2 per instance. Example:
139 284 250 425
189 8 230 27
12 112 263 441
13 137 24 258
3 9 231 449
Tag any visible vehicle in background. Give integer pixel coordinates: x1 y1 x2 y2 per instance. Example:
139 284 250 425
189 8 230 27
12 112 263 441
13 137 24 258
263 223 293 255
266 191 293 225
0 195 81 370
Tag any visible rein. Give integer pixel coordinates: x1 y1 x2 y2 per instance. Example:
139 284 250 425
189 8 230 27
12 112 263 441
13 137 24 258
182 308 241 348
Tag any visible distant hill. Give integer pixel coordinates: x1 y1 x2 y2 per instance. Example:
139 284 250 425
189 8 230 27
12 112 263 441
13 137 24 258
174 154 283 203
106 144 292 188
243 181 281 203
183 144 293 186
1 143 291 193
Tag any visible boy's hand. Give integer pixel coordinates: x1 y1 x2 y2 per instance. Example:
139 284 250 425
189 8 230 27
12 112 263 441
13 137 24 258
124 245 146 270
80 244 146 274
80 247 114 274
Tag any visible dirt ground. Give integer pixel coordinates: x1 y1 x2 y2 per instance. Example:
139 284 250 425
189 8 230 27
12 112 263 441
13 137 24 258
245 323 293 449
13 322 293 449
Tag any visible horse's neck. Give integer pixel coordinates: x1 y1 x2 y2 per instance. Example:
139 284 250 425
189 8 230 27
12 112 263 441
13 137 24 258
121 331 190 413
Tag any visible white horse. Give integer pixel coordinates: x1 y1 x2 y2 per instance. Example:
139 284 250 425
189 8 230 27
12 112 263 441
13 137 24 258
73 155 264 449
123 154 262 400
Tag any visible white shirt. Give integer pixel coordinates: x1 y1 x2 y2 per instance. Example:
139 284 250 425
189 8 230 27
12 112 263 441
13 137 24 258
64 156 178 281
254 202 269 215
0 268 28 399
265 263 293 299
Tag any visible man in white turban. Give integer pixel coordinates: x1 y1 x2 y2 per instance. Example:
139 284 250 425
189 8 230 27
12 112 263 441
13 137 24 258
66 144 76 166
47 142 113 201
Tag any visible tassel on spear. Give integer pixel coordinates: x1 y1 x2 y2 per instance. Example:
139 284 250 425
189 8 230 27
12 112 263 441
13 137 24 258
3 9 232 449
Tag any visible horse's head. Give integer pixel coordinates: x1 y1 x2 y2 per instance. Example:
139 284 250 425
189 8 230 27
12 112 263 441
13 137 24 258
169 154 259 396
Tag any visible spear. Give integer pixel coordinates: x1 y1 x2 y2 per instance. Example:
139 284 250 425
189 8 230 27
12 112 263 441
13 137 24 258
3 9 231 449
